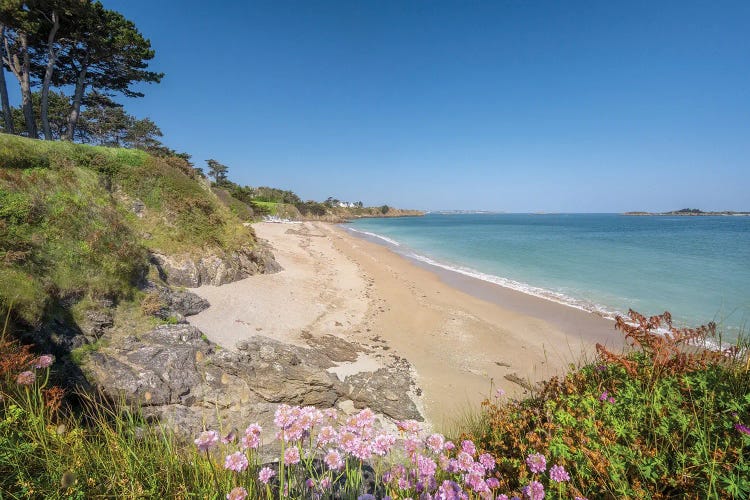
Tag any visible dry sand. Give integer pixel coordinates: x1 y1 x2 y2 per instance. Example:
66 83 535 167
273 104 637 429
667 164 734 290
188 221 621 429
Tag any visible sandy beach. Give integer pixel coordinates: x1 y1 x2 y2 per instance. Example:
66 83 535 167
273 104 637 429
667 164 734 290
189 221 621 429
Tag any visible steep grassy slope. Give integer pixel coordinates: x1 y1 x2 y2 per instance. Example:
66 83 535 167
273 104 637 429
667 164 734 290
0 134 257 329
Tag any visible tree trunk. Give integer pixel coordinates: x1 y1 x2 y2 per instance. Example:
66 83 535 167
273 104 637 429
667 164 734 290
65 51 89 141
0 25 15 134
41 10 60 140
16 32 36 138
4 30 36 137
18 33 36 138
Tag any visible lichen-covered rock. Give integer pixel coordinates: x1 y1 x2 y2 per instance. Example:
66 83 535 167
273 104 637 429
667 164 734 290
87 325 212 406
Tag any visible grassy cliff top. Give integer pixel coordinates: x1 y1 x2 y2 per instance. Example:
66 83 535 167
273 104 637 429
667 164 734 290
0 134 255 326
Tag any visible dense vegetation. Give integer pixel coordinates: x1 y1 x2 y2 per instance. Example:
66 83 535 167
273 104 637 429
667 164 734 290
0 134 255 329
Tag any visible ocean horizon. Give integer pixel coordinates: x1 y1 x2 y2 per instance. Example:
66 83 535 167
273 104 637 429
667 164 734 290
347 213 750 339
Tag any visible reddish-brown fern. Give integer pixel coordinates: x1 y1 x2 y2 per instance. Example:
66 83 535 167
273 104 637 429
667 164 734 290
597 309 735 378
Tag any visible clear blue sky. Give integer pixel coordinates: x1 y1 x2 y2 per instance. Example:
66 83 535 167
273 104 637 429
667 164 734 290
99 2 750 211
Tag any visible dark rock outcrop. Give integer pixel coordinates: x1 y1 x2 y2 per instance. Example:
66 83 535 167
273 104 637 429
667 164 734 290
151 243 281 287
85 325 422 436
164 289 210 317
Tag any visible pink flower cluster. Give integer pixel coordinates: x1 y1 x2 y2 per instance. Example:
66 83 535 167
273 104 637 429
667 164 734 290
194 406 576 499
15 354 55 386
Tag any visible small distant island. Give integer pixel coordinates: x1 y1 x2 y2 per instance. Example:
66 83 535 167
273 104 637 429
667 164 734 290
624 208 750 216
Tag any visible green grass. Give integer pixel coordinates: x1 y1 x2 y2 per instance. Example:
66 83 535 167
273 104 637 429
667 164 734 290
250 200 279 216
0 134 257 327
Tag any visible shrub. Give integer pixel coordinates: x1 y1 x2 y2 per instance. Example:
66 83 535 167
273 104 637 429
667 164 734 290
466 311 750 499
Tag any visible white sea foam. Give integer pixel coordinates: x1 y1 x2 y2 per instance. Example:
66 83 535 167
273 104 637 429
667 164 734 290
345 226 623 320
404 251 622 320
346 228 401 246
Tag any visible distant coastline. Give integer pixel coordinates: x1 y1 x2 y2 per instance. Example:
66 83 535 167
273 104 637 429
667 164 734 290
624 208 750 216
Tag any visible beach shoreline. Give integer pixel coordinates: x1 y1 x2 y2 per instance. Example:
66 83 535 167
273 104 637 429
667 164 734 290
188 221 620 429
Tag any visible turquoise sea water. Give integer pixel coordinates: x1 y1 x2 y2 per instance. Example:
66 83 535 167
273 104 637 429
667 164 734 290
347 214 750 338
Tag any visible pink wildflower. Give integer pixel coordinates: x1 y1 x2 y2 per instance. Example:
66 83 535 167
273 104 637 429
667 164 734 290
33 355 54 369
16 371 35 386
281 422 306 442
522 480 545 500
338 431 356 452
353 408 376 428
608 396 616 404
437 479 463 499
317 425 338 446
320 477 332 489
416 454 437 479
426 433 446 453
241 434 260 450
324 449 344 470
194 430 219 452
226 487 248 500
444 458 459 473
351 437 373 461
298 406 324 432
404 437 421 457
246 422 262 436
305 478 315 489
486 477 500 489
525 453 547 474
221 429 237 444
735 423 750 435
444 440 456 451
461 440 476 456
457 451 474 471
549 464 570 483
258 466 275 484
479 453 496 471
494 388 506 398
396 419 422 435
465 473 488 493
372 433 397 456
224 451 248 472
241 423 262 449
469 462 485 477
284 446 300 465
274 404 297 429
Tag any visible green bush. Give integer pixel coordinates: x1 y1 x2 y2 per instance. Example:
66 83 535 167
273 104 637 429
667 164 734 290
465 313 750 499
